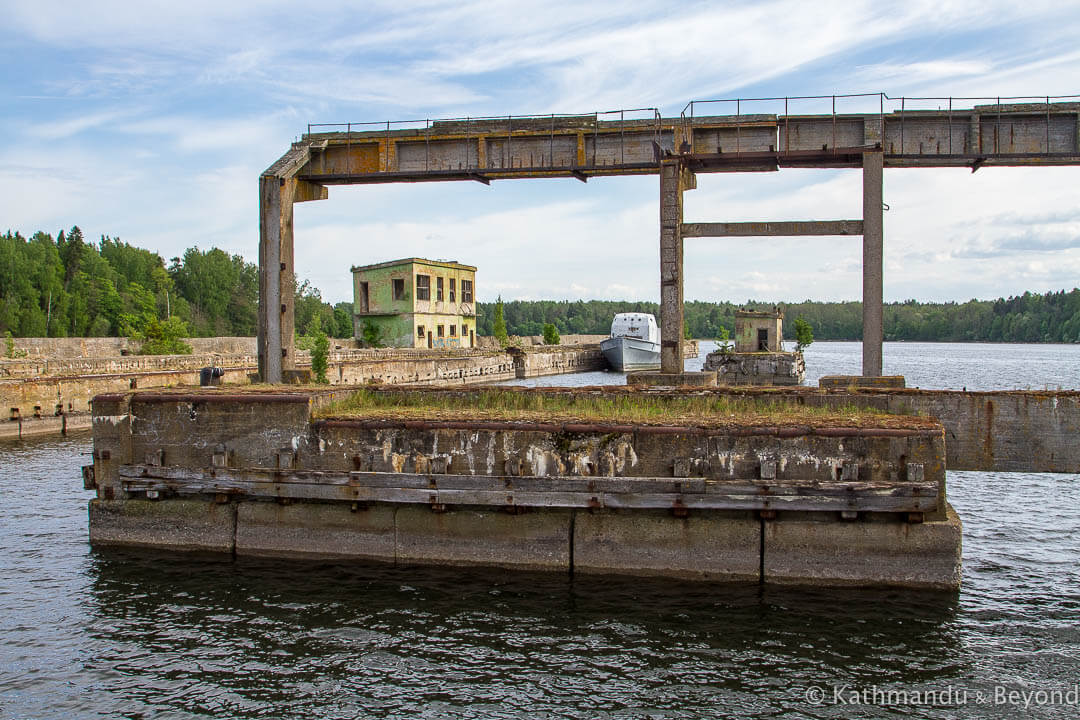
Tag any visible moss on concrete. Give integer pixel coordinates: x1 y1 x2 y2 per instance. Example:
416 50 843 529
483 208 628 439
317 387 937 431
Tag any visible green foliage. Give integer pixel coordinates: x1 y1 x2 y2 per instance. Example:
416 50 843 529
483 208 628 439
310 328 329 384
4 331 26 358
0 229 264 341
542 322 560 345
332 302 354 338
716 325 732 354
170 246 258 336
88 316 111 337
794 317 814 352
360 320 384 348
476 292 1080 344
137 317 193 355
294 279 336 338
492 296 508 345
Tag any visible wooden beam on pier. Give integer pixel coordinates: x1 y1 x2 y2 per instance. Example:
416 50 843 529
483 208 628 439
119 465 939 514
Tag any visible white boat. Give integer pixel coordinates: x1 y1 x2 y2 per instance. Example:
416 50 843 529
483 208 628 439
600 313 661 372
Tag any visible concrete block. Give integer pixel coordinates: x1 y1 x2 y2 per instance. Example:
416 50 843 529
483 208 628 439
819 375 906 389
763 504 962 590
236 501 396 561
395 506 571 571
626 371 717 388
574 510 760 581
88 498 234 553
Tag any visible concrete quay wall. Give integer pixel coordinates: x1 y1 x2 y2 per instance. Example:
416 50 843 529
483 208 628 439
86 388 960 589
721 387 1080 474
887 390 1080 473
0 347 603 428
514 346 606 378
5 336 261 359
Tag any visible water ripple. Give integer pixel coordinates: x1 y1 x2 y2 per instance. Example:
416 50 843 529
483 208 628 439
2 343 1079 718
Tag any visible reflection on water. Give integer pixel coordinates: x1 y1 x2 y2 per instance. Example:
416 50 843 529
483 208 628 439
75 550 964 719
2 341 1080 718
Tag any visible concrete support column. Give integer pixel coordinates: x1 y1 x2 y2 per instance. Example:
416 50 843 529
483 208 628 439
659 159 685 374
862 151 884 377
257 176 296 383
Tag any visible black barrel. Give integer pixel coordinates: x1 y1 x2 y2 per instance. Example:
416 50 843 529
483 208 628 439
199 367 225 386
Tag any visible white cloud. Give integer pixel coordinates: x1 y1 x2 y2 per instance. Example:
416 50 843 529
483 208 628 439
2 0 1079 308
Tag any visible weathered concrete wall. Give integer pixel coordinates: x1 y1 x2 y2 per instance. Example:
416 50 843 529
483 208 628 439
6 336 259 358
515 347 606 378
671 387 1080 474
627 371 717 388
186 337 259 355
475 336 699 358
704 351 805 386
89 499 236 552
734 311 782 353
0 347 603 423
0 412 91 440
895 390 1080 473
0 365 254 418
763 505 962 588
86 388 959 588
0 353 259 379
333 352 516 385
475 334 607 349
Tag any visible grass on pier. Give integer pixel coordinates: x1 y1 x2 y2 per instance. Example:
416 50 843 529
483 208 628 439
318 388 932 430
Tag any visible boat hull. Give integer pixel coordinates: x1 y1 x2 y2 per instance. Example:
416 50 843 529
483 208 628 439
600 336 661 372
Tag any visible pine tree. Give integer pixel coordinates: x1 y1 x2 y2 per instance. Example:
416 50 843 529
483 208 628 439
493 295 508 345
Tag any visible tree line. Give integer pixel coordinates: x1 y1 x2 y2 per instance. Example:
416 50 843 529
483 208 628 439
4 227 1078 345
0 227 354 342
476 293 1080 343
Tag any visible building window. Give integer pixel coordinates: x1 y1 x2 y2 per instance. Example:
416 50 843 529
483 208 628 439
437 325 445 337
417 325 425 338
449 278 456 302
393 278 405 301
462 279 473 303
359 282 369 312
450 325 457 336
416 274 430 301
436 276 444 302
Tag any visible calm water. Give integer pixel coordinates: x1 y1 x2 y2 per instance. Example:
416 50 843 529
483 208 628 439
501 340 1080 390
2 344 1079 719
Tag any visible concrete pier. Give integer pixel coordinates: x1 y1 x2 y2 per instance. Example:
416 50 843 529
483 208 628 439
86 386 962 589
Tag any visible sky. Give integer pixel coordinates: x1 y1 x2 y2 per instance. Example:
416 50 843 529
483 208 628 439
2 0 1079 305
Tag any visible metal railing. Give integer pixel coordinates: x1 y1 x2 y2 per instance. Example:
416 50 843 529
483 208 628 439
305 108 663 174
300 93 1080 174
680 93 1080 157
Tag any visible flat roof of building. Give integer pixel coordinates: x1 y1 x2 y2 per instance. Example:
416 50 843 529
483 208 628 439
735 309 783 319
351 257 477 273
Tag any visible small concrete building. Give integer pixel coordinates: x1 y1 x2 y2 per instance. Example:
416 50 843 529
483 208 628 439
705 307 805 385
352 258 477 348
735 308 783 352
